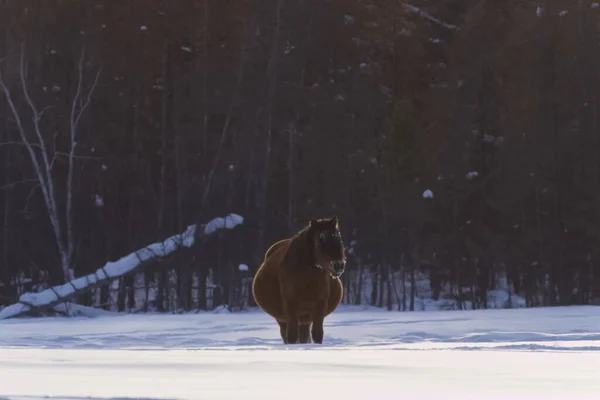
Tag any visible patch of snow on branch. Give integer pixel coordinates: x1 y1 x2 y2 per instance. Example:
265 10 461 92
204 213 243 235
283 44 296 55
238 264 249 272
466 171 479 180
483 134 504 145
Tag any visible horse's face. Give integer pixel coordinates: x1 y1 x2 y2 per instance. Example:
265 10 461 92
310 216 346 277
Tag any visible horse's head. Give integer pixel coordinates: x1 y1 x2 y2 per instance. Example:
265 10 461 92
308 216 346 278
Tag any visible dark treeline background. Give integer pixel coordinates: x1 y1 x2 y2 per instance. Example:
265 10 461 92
1 0 599 314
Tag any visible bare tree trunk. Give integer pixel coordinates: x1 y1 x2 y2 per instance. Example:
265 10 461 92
2 103 11 303
174 124 191 310
370 266 379 306
452 190 463 310
202 0 209 156
378 263 385 308
287 15 312 234
287 125 296 233
154 1 173 312
193 34 244 311
589 257 595 304
354 261 364 305
386 261 393 311
66 47 98 278
257 0 283 256
410 236 418 312
534 183 544 305
401 259 407 311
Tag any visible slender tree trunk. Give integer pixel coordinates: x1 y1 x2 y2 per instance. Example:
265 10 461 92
402 258 407 311
410 230 419 312
370 266 378 306
2 103 11 304
202 0 209 156
355 262 364 305
257 0 283 257
287 126 296 233
287 14 312 234
386 261 393 311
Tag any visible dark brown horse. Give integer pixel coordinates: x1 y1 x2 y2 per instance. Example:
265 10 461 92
252 216 346 344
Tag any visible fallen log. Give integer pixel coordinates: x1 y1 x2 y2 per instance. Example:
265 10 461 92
0 213 243 320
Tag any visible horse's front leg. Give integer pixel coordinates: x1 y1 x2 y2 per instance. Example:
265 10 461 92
311 299 328 344
282 299 299 344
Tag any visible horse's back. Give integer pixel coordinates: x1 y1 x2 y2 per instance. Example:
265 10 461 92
264 238 290 260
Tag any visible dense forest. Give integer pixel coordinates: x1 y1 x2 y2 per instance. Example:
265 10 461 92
0 0 599 315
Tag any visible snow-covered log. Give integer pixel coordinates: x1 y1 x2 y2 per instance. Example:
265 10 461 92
52 303 114 318
0 213 243 320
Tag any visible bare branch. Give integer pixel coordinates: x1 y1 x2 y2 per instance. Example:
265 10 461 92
49 131 59 171
55 151 102 160
22 182 41 213
0 178 37 191
38 105 55 120
400 3 459 31
0 141 42 149
18 43 56 208
66 47 85 264
0 67 53 216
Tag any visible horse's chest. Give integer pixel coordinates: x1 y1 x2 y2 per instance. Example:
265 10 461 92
294 276 330 300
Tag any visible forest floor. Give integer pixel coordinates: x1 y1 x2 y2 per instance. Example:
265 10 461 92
0 305 598 399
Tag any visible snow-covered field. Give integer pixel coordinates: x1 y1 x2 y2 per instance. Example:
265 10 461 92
0 305 599 399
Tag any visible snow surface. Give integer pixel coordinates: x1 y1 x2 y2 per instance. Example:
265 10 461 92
0 305 599 399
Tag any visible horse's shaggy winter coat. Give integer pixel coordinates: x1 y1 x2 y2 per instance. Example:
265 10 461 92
252 216 346 344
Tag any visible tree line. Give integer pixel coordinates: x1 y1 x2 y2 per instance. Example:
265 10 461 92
0 0 599 314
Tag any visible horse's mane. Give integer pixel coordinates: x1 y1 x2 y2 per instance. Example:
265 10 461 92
282 222 317 268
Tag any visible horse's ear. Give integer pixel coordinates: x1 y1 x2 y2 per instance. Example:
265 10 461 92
329 215 339 228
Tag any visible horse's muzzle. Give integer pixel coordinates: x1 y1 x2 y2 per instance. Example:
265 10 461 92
330 260 346 277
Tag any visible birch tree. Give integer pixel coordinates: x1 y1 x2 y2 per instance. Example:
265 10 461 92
0 43 100 283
